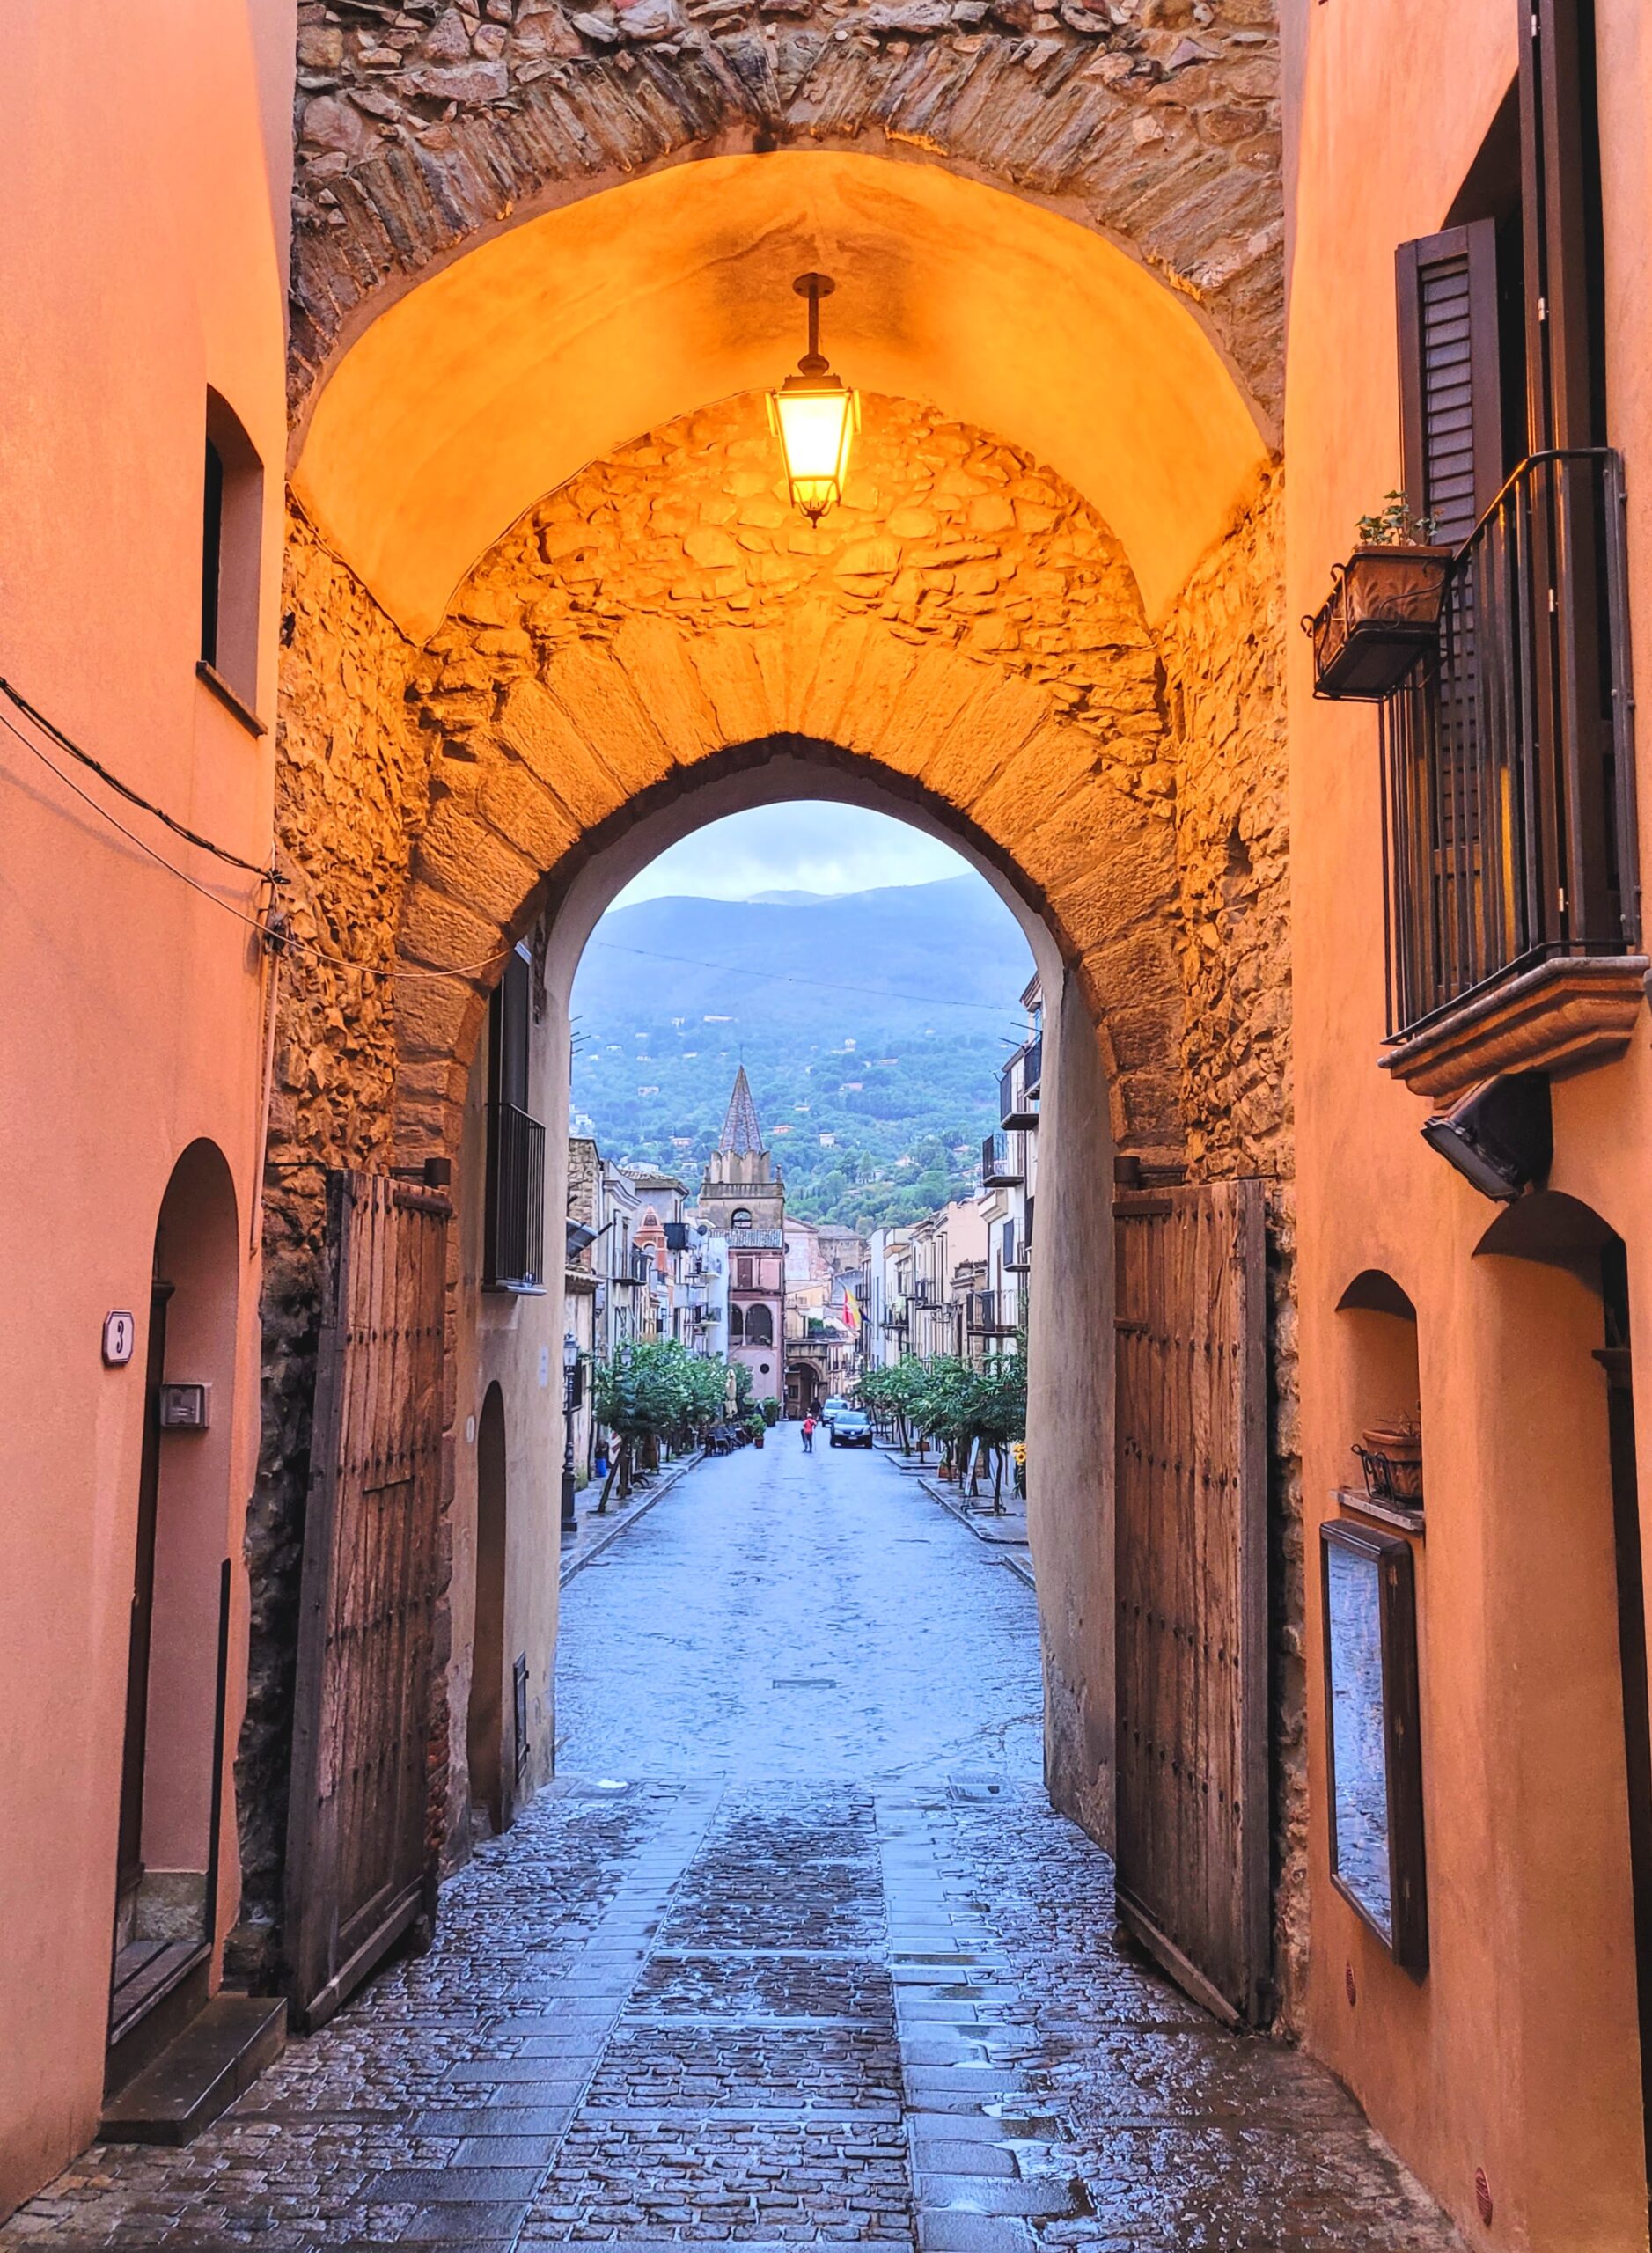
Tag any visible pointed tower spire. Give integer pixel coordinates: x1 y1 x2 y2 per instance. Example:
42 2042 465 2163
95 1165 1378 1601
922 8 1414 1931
716 1065 766 1156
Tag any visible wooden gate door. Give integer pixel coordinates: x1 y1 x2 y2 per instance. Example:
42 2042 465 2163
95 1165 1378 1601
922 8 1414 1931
285 1171 451 2030
1113 1179 1269 2026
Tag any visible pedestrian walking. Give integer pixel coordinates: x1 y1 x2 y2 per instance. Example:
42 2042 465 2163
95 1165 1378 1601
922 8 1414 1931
801 1414 816 1454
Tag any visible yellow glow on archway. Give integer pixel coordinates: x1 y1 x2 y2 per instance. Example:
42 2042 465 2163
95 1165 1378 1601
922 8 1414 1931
294 152 1269 638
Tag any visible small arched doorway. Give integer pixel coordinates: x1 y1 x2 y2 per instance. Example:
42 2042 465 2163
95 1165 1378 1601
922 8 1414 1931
111 1141 239 2074
467 1384 510 1836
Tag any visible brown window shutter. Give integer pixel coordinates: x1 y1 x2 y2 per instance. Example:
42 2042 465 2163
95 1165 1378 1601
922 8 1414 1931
1395 221 1505 544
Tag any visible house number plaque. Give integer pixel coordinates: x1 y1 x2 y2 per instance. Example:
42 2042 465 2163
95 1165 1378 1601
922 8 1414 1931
102 1311 136 1367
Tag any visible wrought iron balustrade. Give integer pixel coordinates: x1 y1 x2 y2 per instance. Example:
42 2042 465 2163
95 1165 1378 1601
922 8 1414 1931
982 1130 1024 1187
1000 1052 1039 1130
483 1101 546 1292
1380 449 1639 1037
1022 1032 1043 1097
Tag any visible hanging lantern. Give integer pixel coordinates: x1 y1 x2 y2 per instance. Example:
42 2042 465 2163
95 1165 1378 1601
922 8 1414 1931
767 272 859 524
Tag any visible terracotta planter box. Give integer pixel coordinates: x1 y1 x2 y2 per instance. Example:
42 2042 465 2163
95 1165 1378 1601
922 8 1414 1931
1304 544 1454 701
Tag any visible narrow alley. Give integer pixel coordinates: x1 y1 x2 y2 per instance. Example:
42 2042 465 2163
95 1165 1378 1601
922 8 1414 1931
5 1446 1458 2253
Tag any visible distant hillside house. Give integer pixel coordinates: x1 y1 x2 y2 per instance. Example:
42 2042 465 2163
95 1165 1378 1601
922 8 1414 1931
637 1083 659 1096
819 1133 836 1147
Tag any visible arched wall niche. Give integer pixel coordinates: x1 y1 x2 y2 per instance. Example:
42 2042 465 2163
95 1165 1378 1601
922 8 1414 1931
1332 1267 1422 1505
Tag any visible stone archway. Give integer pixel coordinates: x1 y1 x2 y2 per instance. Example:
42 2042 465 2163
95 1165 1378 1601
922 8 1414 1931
253 95 1298 1998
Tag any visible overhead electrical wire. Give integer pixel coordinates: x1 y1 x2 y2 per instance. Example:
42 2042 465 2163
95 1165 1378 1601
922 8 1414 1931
2 677 1035 1018
0 680 512 987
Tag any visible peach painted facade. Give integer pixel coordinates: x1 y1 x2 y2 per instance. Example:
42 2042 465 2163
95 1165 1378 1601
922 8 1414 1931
1286 3 1652 2244
0 2 295 2214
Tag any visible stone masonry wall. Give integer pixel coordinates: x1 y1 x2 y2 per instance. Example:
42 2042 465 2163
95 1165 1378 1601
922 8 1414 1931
1156 466 1303 2029
290 0 1281 425
231 513 424 1978
414 393 1166 782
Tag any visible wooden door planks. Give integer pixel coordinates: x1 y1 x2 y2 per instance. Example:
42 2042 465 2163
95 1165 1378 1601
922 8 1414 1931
1113 1181 1269 2027
284 1172 451 2032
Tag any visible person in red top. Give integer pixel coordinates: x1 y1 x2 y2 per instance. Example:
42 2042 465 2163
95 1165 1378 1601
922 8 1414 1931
801 1414 816 1454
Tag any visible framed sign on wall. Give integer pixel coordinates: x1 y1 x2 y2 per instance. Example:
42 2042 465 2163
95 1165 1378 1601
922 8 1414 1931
1320 1517 1429 1974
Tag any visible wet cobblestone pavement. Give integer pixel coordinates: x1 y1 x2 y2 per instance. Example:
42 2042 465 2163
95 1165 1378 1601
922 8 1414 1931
3 1442 1461 2251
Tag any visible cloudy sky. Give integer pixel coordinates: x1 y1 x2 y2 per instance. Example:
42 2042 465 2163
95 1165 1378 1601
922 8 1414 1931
611 803 972 906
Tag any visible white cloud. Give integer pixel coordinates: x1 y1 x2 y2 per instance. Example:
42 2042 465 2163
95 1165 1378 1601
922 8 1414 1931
610 803 972 906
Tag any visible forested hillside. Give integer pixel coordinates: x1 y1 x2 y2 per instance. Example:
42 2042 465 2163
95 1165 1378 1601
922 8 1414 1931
569 877 1035 1230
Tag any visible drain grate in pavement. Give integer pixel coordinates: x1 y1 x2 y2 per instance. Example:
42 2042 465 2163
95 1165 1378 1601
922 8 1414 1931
946 1772 1009 1801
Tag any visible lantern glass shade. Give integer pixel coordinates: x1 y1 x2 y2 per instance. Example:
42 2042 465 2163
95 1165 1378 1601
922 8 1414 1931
768 374 858 522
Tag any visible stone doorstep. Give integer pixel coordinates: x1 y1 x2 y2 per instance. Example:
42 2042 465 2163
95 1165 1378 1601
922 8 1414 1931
98 1995 287 2148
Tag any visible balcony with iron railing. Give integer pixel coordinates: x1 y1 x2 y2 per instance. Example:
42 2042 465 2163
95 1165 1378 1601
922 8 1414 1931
981 1130 1024 1188
483 1101 546 1293
1000 1050 1039 1131
1377 449 1645 1096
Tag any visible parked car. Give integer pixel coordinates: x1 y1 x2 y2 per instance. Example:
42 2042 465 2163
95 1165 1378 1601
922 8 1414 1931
819 1396 850 1427
829 1410 873 1449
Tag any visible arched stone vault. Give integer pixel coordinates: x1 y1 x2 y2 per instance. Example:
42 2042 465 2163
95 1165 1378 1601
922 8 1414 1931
290 0 1283 434
292 150 1272 635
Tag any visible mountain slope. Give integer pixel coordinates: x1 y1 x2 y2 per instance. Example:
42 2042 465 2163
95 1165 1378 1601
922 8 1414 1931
569 877 1035 1230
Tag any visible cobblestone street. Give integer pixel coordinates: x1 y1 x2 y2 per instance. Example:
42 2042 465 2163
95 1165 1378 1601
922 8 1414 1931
4 1444 1460 2252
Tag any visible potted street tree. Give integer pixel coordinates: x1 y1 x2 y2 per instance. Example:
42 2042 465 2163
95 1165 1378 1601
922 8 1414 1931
1303 494 1453 701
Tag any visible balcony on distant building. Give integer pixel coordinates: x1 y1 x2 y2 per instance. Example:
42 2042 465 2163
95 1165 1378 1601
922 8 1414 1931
981 1130 1024 1187
1000 1050 1039 1131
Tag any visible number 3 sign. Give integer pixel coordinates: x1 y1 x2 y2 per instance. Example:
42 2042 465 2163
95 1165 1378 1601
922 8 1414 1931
102 1311 136 1367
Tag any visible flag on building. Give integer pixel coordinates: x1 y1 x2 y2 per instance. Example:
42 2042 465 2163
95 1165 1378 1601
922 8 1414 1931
843 1286 862 1332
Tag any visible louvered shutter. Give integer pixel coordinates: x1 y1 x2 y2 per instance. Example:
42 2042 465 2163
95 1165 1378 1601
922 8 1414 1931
1396 222 1504 544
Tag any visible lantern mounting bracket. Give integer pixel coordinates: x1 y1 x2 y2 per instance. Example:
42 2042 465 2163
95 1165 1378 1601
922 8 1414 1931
793 272 835 376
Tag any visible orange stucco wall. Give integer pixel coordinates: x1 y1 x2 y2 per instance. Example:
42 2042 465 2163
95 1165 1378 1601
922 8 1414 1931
1285 3 1652 2245
0 3 292 2215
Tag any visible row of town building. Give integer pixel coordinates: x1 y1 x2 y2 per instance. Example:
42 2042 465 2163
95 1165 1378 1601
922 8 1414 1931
557 980 1044 1473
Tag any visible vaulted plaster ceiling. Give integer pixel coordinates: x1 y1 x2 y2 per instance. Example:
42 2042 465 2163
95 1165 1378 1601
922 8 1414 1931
292 150 1270 639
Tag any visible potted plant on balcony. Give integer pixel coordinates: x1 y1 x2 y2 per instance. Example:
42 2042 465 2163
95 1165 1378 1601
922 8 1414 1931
1303 494 1453 701
1354 1408 1424 1507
